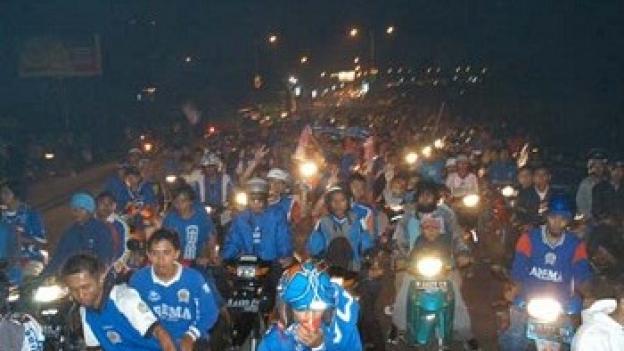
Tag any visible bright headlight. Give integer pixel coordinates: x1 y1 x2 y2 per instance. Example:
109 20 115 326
165 175 177 184
462 194 480 207
205 206 213 215
300 161 319 178
405 152 418 164
422 146 433 158
44 153 55 160
235 192 248 206
34 285 67 303
501 185 515 198
416 257 443 277
527 298 562 323
434 139 445 149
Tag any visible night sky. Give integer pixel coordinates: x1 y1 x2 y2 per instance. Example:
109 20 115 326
1 1 622 148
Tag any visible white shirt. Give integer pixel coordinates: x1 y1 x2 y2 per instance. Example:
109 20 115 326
572 299 624 351
445 172 479 198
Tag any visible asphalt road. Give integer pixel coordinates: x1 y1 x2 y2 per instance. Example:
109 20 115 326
29 163 502 350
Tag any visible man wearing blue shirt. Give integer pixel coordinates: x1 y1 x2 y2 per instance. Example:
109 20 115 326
130 229 219 351
42 193 116 277
61 254 176 351
221 178 292 263
0 181 47 277
499 194 593 350
162 184 216 266
115 167 158 213
267 168 301 225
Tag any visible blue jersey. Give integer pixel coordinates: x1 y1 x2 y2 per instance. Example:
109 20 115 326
1 204 46 261
116 182 158 211
130 265 219 344
511 227 592 308
269 195 301 224
81 284 161 350
307 213 375 270
162 207 214 261
221 208 292 262
202 173 233 208
258 286 362 351
351 202 376 237
104 175 127 207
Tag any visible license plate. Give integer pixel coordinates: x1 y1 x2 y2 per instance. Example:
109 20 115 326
227 298 260 312
527 322 560 341
415 281 447 290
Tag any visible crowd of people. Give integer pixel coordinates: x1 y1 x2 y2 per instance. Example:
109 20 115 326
1 86 624 351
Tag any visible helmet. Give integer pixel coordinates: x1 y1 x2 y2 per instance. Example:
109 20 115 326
547 194 573 219
277 261 337 311
266 168 290 183
245 177 269 194
324 186 349 207
201 153 221 167
456 154 469 163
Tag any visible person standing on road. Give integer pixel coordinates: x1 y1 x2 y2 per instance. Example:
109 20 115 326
42 192 116 277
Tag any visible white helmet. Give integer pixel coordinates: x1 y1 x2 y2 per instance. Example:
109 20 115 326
201 153 221 167
266 168 290 183
246 177 269 194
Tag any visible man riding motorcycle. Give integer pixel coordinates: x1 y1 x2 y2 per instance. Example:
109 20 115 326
116 166 158 214
258 261 362 351
0 180 47 278
60 254 177 350
198 153 234 209
498 194 593 350
515 165 552 228
95 191 129 265
130 229 219 351
445 155 479 200
42 192 116 277
162 184 216 266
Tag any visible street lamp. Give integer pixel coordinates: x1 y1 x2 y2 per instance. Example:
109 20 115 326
386 26 395 34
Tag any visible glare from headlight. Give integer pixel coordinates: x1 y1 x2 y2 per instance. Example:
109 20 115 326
235 192 248 206
34 285 67 303
405 152 418 164
205 206 213 215
300 161 319 178
462 194 480 207
165 175 177 184
501 185 515 198
416 257 443 277
527 298 562 323
422 146 433 158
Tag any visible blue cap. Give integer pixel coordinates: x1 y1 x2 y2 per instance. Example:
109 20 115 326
278 262 337 311
70 192 96 214
547 194 572 219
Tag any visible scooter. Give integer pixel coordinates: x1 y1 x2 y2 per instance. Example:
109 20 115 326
406 253 454 350
523 297 577 351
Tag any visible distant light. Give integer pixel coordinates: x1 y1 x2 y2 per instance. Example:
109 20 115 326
281 111 289 118
185 56 192 63
436 67 441 73
331 85 337 91
311 90 318 99
136 94 142 101
452 75 458 81
268 34 278 44
300 56 309 64
294 86 302 97
426 67 432 73
465 66 471 72
208 126 216 134
386 26 395 34
432 79 439 86
354 65 361 71
387 68 393 74
144 87 156 94
397 67 403 74
320 71 327 78
456 66 461 73
361 82 370 94
481 67 488 74
354 57 360 64
340 83 345 88
349 27 359 37
44 153 55 160
288 75 298 85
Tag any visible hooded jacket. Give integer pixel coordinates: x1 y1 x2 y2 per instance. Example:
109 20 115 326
572 299 624 351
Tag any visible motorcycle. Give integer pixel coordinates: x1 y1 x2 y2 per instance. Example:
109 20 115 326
406 253 454 350
223 255 273 351
523 297 577 351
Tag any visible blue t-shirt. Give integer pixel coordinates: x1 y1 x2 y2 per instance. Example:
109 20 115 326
1 204 46 261
162 206 214 261
511 227 592 310
130 265 219 344
81 284 161 350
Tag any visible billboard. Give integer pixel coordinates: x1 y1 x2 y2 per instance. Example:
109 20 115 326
19 35 102 78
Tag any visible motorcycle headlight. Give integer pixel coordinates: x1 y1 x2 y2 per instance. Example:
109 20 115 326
236 265 257 279
462 194 480 207
433 139 445 149
299 161 319 178
205 206 213 215
416 257 443 278
142 142 153 152
235 192 248 206
44 153 55 160
165 175 177 184
404 152 418 165
422 146 433 158
527 298 562 323
34 285 67 303
501 185 515 198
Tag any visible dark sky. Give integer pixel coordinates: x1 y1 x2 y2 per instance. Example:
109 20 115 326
1 1 622 143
